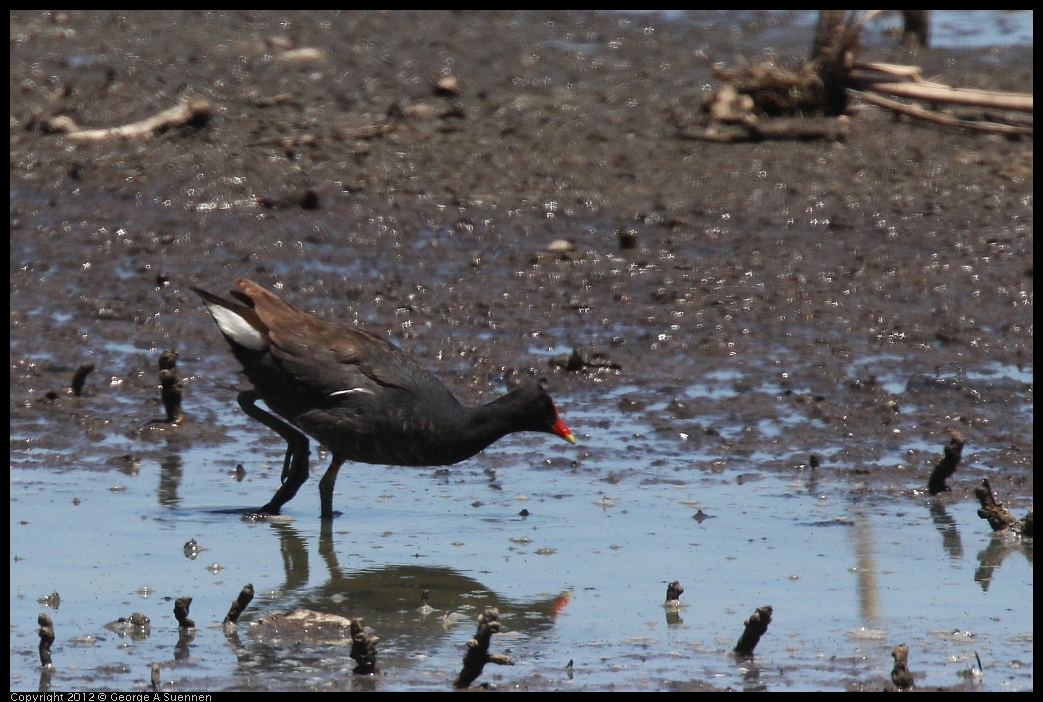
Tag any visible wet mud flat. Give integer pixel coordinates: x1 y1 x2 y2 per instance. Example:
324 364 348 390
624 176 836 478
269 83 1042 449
10 11 1033 692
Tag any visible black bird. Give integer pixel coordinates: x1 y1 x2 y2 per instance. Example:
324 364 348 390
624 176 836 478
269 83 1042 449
193 278 575 518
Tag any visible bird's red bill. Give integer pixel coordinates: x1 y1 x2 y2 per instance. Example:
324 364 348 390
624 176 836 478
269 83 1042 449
551 412 576 445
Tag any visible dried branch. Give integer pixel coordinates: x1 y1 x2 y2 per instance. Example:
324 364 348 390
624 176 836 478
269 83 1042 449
455 608 514 688
45 97 211 141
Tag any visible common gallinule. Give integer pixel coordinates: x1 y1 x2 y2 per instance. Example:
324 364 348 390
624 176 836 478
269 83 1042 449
192 278 575 519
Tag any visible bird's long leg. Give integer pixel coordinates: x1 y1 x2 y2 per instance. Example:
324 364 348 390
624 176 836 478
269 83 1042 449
317 459 343 520
237 390 310 514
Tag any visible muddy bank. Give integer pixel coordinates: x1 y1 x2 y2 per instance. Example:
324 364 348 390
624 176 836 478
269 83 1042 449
11 10 1033 492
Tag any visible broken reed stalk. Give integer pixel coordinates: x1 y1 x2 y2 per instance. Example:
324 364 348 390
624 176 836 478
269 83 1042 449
159 350 184 423
665 580 684 605
455 608 514 688
38 613 55 668
975 478 1031 536
891 643 914 690
174 596 194 629
224 583 255 624
928 431 965 495
71 362 94 397
734 605 773 656
350 618 380 675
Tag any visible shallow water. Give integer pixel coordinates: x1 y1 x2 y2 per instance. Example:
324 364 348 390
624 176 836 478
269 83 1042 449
11 380 1033 691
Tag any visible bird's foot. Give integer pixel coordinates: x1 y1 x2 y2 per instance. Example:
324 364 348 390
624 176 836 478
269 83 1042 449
242 503 282 521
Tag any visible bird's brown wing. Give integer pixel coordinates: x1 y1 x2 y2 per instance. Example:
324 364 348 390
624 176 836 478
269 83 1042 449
235 278 422 396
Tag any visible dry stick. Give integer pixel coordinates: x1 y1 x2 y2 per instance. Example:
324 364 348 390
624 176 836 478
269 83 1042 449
851 90 1033 136
349 618 380 675
224 584 255 624
733 605 773 656
851 65 1033 111
857 62 928 81
55 97 211 141
455 608 514 688
865 78 1034 107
